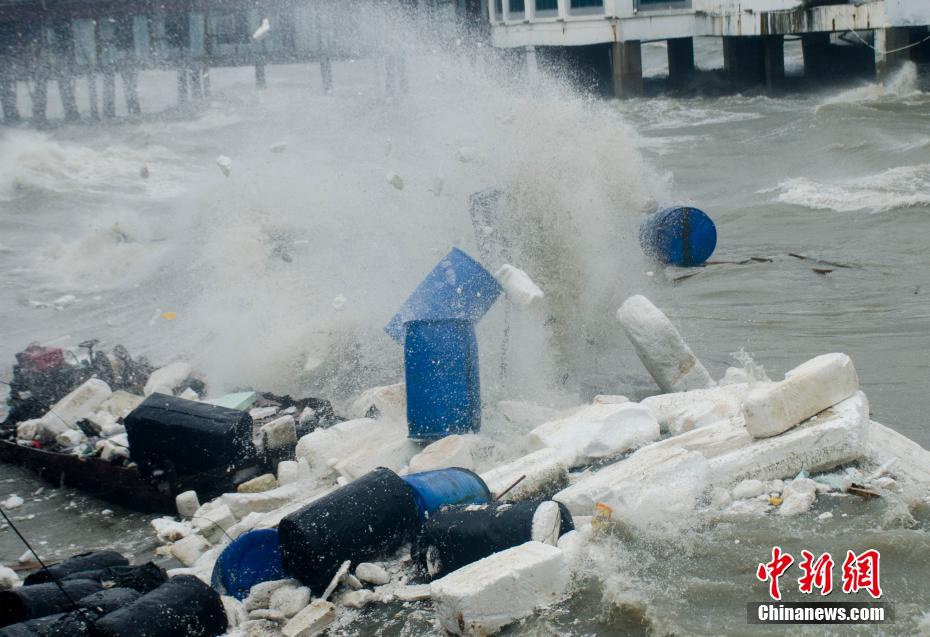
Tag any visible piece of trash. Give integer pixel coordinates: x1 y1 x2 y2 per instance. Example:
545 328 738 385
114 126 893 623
494 264 544 307
252 18 271 41
788 253 852 269
813 268 833 275
768 495 783 506
216 155 232 177
160 312 177 320
332 294 347 311
269 141 287 153
640 206 717 267
456 146 478 163
847 483 880 498
2 495 24 509
140 166 150 179
592 502 613 531
386 171 404 190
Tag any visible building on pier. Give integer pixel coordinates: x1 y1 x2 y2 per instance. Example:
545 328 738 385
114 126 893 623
488 0 930 96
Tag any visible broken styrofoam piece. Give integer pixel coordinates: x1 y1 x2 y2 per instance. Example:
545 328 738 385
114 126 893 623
96 439 129 462
527 402 660 468
216 155 232 177
86 410 117 435
431 541 569 636
294 417 388 478
407 435 476 473
346 384 406 422
98 390 144 418
320 560 351 602
277 460 301 485
356 562 391 586
554 446 710 526
34 378 112 443
0 567 20 591
238 474 280 494
179 388 199 401
282 600 335 637
778 477 817 516
226 512 264 541
2 495 24 510
616 295 715 393
143 362 192 397
640 384 749 435
15 419 40 442
221 480 313 520
170 534 211 567
708 391 870 488
245 579 297 611
743 353 859 439
176 490 200 518
334 434 419 481
250 407 278 421
493 264 544 307
270 585 311 618
731 479 766 500
252 17 271 41
341 589 376 608
480 448 569 502
865 420 930 496
193 501 237 543
262 416 297 450
56 429 87 448
151 517 194 543
530 501 562 546
395 584 431 602
497 401 562 429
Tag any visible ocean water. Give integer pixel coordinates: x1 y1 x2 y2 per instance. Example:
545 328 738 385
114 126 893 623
1 28 929 635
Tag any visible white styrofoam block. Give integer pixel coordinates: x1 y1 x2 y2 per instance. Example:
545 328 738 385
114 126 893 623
244 578 296 610
262 416 297 450
193 501 237 543
252 17 270 40
56 429 86 448
176 490 200 518
170 534 211 567
408 435 476 473
430 541 569 636
85 410 117 435
731 479 765 500
554 446 710 527
743 353 859 439
479 448 568 502
527 403 659 468
295 418 397 478
221 481 310 520
151 517 194 544
16 419 40 441
356 563 391 586
709 392 870 487
530 501 562 546
333 434 419 481
616 295 715 393
640 384 750 435
493 264 544 307
346 384 407 422
866 420 930 497
270 585 311 618
0 566 20 591
277 460 301 485
282 600 335 637
144 362 191 397
395 585 431 602
98 390 144 418
35 378 112 443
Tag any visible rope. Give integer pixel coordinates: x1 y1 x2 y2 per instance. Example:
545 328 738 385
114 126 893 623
843 23 930 55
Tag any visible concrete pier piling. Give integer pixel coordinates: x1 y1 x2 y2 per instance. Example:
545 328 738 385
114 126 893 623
876 27 911 77
610 40 642 99
667 37 695 89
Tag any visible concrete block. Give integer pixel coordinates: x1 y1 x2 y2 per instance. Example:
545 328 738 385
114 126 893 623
743 353 859 438
143 362 191 397
176 490 200 518
262 416 297 450
431 541 569 636
170 534 211 567
480 448 568 502
408 435 476 473
493 264 543 307
710 392 870 487
527 402 659 468
282 600 335 637
616 295 714 392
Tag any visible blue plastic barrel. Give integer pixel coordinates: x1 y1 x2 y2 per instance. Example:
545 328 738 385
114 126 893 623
211 528 286 600
402 467 492 520
404 319 481 440
385 248 502 342
639 206 717 267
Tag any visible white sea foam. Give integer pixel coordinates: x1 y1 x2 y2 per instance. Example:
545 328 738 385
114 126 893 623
816 61 923 112
767 164 930 213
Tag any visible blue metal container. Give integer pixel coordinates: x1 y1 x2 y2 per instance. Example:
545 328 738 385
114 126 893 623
639 206 717 267
211 528 286 600
404 319 481 440
402 467 492 520
385 247 502 342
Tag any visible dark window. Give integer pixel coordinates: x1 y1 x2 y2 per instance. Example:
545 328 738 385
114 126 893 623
495 0 503 16
571 0 602 8
510 0 525 13
211 12 249 45
536 0 558 11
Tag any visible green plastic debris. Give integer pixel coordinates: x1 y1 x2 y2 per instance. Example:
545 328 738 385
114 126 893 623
207 391 258 411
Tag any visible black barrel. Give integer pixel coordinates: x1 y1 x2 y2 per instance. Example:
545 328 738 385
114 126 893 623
61 563 166 594
23 552 128 587
412 500 574 579
75 588 141 616
0 610 97 636
124 394 256 478
278 467 419 592
92 575 226 637
0 580 101 628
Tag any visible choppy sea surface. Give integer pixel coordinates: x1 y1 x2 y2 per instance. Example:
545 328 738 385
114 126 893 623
0 35 928 635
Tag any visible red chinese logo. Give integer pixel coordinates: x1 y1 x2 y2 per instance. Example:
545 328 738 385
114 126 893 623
757 548 882 600
756 546 794 601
